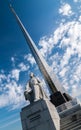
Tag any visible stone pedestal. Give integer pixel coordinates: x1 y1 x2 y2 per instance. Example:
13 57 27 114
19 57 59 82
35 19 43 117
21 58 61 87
57 98 81 130
20 99 60 130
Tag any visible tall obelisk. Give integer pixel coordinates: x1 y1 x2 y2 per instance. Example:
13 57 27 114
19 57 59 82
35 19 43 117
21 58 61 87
9 4 72 107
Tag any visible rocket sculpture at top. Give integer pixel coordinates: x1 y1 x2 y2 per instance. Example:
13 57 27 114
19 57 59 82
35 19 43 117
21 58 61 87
10 4 72 107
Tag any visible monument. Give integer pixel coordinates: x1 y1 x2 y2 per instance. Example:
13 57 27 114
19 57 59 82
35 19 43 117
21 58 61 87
10 4 81 130
21 72 60 130
9 4 72 107
24 72 47 103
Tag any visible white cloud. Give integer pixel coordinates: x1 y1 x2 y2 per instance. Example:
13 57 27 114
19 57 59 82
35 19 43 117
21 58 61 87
79 15 81 22
59 3 73 16
11 57 15 63
18 62 29 71
11 69 20 81
71 85 81 98
0 94 9 107
59 67 67 77
11 57 15 67
53 23 67 44
24 53 36 65
0 61 29 109
0 74 6 82
73 0 81 2
0 80 25 109
38 19 81 100
39 21 81 61
39 36 54 57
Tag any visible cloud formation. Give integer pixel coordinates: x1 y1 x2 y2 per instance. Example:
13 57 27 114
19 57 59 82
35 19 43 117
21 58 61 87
73 0 81 2
24 54 36 65
0 52 39 109
38 2 81 99
0 54 33 109
59 3 73 16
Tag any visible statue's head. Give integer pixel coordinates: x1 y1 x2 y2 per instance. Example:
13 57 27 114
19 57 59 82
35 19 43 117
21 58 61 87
30 72 34 78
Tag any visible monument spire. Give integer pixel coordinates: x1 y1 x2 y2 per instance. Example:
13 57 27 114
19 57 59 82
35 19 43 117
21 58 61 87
10 4 72 106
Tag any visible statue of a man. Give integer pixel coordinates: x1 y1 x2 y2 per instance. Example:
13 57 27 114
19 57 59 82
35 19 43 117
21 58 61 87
24 72 47 103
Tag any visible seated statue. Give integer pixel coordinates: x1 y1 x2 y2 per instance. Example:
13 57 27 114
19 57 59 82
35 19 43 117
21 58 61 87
24 72 47 103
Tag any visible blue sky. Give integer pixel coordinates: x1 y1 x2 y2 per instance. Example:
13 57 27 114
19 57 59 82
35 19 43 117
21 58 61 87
0 0 81 130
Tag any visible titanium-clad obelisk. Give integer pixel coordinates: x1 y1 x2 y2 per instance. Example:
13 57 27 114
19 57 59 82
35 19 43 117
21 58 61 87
9 4 72 107
9 4 81 130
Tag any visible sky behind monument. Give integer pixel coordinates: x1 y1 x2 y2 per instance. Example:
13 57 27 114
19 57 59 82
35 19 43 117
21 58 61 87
0 0 81 130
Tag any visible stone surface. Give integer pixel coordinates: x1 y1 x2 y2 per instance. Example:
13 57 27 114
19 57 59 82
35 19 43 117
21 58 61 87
58 99 81 130
21 98 81 130
20 99 60 130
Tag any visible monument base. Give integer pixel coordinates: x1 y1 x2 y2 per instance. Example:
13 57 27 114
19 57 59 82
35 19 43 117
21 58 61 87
57 98 81 130
20 99 60 130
